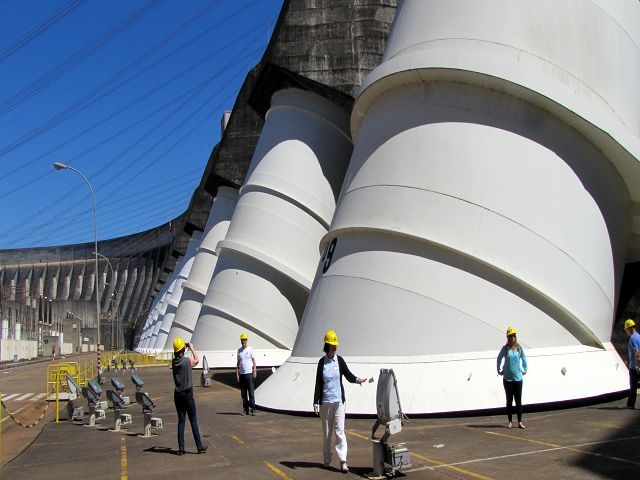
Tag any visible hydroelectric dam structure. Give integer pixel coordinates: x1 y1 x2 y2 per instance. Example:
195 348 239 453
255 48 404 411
4 0 640 415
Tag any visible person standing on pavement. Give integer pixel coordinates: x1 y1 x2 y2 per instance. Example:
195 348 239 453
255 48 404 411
623 319 640 409
172 337 207 455
236 332 257 416
313 329 369 473
497 326 528 429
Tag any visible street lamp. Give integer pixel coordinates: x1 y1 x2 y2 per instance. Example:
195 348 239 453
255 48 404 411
53 162 101 354
93 252 114 280
93 252 118 350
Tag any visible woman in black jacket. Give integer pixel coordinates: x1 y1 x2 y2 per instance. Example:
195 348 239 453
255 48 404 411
313 329 368 473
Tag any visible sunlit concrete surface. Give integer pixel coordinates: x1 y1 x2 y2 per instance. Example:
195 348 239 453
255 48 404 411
163 187 238 351
152 232 201 351
138 285 170 353
257 0 639 414
190 89 353 367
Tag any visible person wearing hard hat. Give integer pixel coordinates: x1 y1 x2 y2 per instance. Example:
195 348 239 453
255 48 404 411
313 329 369 473
236 332 257 416
623 319 640 409
171 337 207 455
497 326 528 429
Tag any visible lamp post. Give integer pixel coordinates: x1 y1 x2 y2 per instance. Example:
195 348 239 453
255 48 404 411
53 162 101 357
94 252 118 350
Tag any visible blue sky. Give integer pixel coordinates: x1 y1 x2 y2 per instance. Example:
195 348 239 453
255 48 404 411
0 0 283 249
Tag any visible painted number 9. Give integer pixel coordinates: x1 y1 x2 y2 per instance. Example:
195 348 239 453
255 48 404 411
321 238 338 273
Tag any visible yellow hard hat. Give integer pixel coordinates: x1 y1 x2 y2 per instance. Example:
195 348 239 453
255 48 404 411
624 319 636 330
240 332 248 340
324 329 339 346
173 337 186 352
506 326 517 336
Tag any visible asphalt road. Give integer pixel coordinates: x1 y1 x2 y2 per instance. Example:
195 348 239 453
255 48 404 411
1 354 639 479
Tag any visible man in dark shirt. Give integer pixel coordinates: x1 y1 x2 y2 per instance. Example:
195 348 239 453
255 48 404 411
172 337 208 455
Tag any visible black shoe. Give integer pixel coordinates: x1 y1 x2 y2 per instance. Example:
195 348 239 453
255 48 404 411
251 409 256 416
198 445 208 454
177 450 185 456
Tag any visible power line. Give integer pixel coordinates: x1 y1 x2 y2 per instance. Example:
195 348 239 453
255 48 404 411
0 18 263 205
0 2 265 172
0 170 202 247
0 0 163 118
0 62 242 244
0 0 87 62
0 0 279 249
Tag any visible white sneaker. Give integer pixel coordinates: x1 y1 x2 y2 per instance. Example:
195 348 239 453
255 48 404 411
340 462 349 473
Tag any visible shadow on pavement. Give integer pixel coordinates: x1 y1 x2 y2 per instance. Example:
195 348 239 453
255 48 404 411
573 404 640 480
142 446 175 455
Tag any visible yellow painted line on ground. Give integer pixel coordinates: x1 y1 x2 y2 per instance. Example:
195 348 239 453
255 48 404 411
230 434 245 445
348 428 494 479
347 429 370 441
481 430 640 467
578 420 627 430
120 436 128 480
264 461 293 480
411 451 495 480
484 430 587 455
483 430 562 449
484 429 594 455
214 381 238 392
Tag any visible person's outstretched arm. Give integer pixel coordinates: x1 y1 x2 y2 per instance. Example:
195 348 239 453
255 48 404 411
186 342 199 367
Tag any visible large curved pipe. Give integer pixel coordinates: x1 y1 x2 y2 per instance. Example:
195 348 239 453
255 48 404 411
257 0 639 414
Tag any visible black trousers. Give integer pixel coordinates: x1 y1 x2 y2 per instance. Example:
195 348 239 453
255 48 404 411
628 368 639 408
503 379 523 422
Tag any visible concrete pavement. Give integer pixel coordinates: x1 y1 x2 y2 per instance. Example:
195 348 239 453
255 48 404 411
1 361 639 479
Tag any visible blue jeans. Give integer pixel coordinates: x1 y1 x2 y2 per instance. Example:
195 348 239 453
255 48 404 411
239 373 255 413
174 389 203 451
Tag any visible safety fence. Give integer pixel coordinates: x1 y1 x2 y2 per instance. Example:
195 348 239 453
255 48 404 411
47 361 98 423
100 352 172 371
0 354 173 461
0 360 95 460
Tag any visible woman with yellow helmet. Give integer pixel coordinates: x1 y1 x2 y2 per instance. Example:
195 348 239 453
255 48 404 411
497 326 528 429
313 329 369 473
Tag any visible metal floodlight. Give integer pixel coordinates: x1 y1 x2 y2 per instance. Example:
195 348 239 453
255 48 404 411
87 379 103 397
106 389 125 410
135 391 155 413
111 376 125 393
66 374 82 400
131 373 144 391
370 369 411 477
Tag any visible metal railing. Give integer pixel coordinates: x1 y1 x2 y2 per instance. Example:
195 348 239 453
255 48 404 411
101 352 172 371
38 354 170 424
47 360 96 422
